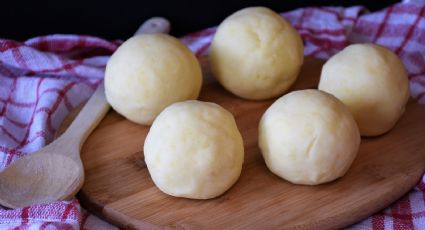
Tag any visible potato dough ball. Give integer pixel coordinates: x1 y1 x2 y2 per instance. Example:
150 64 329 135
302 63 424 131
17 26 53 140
210 7 304 100
144 100 244 199
258 90 360 185
319 44 409 136
105 34 202 125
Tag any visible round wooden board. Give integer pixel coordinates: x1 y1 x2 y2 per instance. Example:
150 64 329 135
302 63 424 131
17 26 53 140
60 57 425 229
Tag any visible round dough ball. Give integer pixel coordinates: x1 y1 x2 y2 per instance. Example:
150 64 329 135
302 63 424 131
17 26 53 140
318 43 409 136
105 34 202 125
210 7 304 100
258 90 360 185
144 100 244 199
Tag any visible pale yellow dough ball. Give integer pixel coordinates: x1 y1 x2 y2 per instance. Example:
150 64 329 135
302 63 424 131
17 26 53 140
319 44 409 136
210 7 304 100
144 100 244 199
105 34 202 125
259 90 360 185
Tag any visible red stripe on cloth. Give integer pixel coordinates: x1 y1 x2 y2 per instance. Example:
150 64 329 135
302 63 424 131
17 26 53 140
45 82 76 135
316 7 356 22
391 197 414 230
195 43 210 57
57 56 98 89
21 207 30 225
0 40 21 52
6 135 48 165
36 36 49 51
20 130 49 147
0 61 19 78
372 5 394 43
48 82 76 115
185 28 216 38
294 26 346 36
35 107 50 114
77 36 87 49
41 222 74 230
395 7 425 55
40 222 51 230
0 83 77 111
412 77 425 88
16 78 43 148
407 52 425 73
25 35 107 52
61 201 75 221
40 86 74 97
409 71 425 80
6 131 48 163
63 94 74 111
0 97 36 108
1 145 24 166
11 46 36 76
418 180 425 192
27 37 66 52
3 115 28 128
36 60 83 74
302 34 347 48
372 214 385 230
353 23 414 39
80 212 90 229
415 91 425 101
11 47 30 69
0 78 17 116
0 125 21 144
94 78 102 86
385 210 425 219
0 145 23 156
391 196 413 229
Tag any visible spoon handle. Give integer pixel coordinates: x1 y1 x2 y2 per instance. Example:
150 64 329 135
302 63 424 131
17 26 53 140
62 83 110 150
135 17 171 35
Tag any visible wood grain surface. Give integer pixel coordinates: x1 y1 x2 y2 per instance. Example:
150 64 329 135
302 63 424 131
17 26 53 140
59 57 425 229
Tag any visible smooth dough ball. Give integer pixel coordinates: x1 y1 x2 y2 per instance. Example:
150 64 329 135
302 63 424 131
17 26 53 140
258 90 360 185
144 100 244 199
210 7 304 100
105 34 202 125
319 43 409 136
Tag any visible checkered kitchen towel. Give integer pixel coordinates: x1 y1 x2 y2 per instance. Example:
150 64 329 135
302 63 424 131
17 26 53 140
1 2 424 229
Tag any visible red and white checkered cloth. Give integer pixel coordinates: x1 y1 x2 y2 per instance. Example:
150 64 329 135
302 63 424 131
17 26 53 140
1 2 424 229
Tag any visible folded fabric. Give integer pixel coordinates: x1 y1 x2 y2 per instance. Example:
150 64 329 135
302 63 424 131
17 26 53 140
1 2 424 229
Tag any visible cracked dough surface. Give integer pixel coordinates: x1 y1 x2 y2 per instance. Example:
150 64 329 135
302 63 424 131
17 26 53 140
319 43 409 136
104 34 202 125
258 90 360 185
144 100 244 199
210 7 304 100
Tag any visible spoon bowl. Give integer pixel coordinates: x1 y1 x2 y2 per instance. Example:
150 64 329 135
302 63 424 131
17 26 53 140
0 151 82 208
0 82 107 209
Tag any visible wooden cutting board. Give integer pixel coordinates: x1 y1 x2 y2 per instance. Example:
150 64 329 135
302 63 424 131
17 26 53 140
59 57 425 229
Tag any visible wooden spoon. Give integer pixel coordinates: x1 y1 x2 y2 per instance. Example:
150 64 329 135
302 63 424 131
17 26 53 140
0 17 170 209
